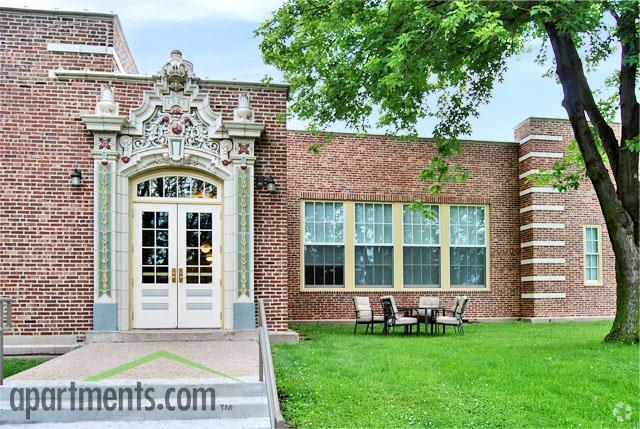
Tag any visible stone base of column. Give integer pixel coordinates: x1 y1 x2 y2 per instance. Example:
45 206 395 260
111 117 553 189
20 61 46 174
93 303 118 331
233 302 256 329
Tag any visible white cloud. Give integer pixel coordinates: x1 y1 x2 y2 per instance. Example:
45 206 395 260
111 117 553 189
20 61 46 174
0 0 284 23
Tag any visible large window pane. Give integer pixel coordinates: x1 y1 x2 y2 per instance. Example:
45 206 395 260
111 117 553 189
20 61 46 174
304 202 344 287
450 247 486 287
355 246 393 287
402 205 440 287
304 245 345 287
403 247 440 287
355 203 392 245
355 203 393 287
450 206 485 246
450 206 487 288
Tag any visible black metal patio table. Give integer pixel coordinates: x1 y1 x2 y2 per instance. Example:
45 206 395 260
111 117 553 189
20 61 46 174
398 306 447 335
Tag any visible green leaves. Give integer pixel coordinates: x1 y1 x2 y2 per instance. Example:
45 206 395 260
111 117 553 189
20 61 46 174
530 133 610 192
256 0 626 196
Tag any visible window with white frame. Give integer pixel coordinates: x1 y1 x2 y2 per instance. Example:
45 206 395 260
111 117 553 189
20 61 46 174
403 205 440 287
449 205 487 288
584 226 602 284
303 202 345 287
300 201 490 290
355 203 393 287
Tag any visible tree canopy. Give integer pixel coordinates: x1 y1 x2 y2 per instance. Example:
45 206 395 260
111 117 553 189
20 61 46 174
258 0 636 184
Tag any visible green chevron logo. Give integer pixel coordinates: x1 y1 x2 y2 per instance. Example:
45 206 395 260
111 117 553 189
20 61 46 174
84 350 245 383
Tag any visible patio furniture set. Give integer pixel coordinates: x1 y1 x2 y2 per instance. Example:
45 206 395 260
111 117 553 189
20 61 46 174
353 295 469 336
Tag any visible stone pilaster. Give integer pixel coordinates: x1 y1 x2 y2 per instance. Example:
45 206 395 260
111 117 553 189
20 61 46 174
224 104 263 329
81 115 127 331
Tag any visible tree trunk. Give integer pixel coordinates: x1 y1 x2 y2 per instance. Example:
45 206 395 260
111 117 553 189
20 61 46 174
607 238 640 343
546 22 640 343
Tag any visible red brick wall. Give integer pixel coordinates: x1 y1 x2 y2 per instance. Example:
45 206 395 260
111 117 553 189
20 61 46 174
0 9 122 335
516 118 616 318
286 132 522 320
0 9 289 333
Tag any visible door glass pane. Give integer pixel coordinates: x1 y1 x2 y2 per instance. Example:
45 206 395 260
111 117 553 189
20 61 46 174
141 210 169 285
186 212 198 229
185 211 214 284
187 231 199 247
142 212 155 228
200 213 212 229
156 230 168 247
142 230 154 246
156 212 169 228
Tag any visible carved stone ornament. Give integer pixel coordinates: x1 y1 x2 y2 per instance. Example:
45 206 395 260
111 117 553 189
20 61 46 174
119 136 132 163
220 139 233 165
96 84 118 116
162 50 193 92
233 92 254 122
127 106 219 157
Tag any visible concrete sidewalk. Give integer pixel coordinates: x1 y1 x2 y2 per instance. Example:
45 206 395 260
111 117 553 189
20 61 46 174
6 340 259 383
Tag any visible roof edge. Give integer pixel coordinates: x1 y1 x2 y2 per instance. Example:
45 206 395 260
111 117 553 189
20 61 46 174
49 69 290 89
514 115 620 130
287 129 518 146
0 6 116 18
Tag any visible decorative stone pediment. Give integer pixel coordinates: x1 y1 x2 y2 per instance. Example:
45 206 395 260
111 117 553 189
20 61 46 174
118 50 225 168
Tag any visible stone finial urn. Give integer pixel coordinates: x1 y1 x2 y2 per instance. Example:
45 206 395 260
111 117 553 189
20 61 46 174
234 92 254 122
96 85 118 116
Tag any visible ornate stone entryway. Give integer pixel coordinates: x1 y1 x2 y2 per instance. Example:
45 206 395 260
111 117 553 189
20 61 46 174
82 50 264 331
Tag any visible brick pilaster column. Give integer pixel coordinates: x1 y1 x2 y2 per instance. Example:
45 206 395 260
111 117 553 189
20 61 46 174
515 118 570 319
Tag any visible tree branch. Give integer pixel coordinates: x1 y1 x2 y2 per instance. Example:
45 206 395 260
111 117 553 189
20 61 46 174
616 2 640 243
568 40 620 177
545 22 633 235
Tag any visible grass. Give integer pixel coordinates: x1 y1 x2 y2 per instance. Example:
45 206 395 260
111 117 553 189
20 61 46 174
3 358 49 379
273 322 639 428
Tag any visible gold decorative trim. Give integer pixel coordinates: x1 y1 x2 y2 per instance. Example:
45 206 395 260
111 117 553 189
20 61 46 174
238 168 249 297
99 163 111 297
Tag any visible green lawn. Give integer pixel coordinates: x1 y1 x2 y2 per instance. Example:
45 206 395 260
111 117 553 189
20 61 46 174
273 322 639 428
3 358 49 379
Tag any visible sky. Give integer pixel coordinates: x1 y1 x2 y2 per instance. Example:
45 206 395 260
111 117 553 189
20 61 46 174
1 0 620 141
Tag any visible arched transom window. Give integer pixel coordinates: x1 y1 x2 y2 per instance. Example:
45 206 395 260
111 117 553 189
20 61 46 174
136 175 218 199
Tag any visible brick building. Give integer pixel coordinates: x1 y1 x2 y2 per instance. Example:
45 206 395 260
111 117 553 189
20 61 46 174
0 8 613 346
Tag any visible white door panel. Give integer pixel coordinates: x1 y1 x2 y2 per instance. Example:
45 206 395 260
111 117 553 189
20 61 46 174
132 204 178 329
177 205 221 328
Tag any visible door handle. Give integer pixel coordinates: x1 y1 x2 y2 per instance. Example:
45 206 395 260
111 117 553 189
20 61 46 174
178 267 184 283
171 268 177 283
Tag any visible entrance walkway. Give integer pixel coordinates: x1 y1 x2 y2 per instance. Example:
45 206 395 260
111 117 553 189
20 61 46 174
6 340 259 382
1 338 269 427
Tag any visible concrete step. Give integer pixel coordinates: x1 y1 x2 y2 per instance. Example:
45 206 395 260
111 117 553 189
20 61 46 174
4 335 81 356
0 381 269 424
87 330 258 343
1 416 272 429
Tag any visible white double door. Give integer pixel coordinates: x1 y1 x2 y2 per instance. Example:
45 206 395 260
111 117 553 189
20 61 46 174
132 203 221 329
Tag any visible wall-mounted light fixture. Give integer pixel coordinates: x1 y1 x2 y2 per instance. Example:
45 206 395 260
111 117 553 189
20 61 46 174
70 168 82 187
256 175 276 194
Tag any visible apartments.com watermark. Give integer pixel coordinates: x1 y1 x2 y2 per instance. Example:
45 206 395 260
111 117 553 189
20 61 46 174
8 382 221 420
